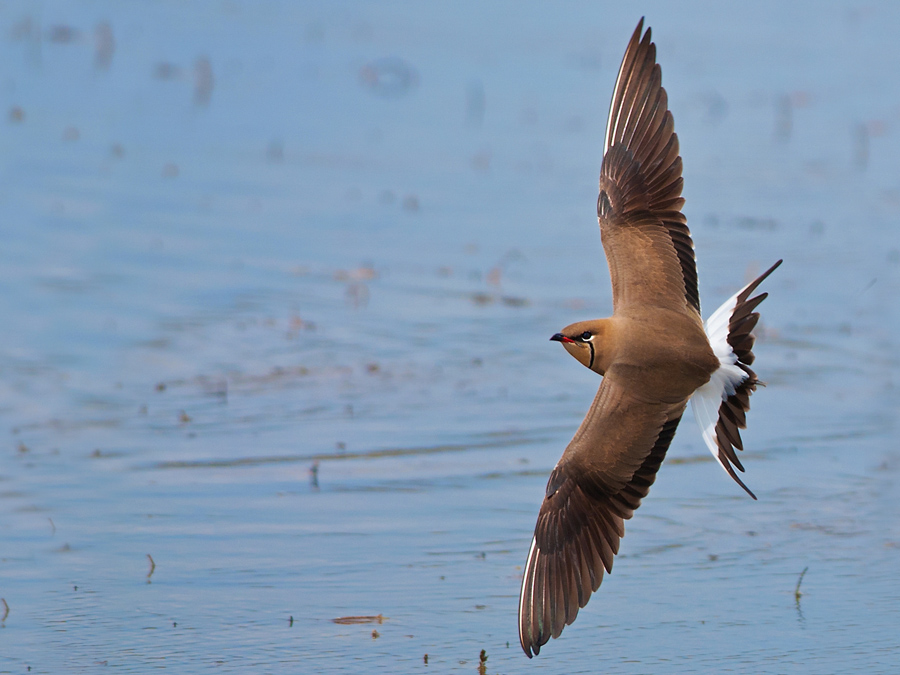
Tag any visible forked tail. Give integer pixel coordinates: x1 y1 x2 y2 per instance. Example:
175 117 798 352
690 260 782 498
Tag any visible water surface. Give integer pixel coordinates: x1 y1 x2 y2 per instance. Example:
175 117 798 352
1 1 899 673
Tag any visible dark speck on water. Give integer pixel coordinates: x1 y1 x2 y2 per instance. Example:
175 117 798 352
1 2 899 674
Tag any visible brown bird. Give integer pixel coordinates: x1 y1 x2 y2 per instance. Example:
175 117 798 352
518 18 781 657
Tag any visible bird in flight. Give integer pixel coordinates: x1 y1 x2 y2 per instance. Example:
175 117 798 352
518 18 781 657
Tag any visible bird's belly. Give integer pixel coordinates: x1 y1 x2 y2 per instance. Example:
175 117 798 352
611 312 717 402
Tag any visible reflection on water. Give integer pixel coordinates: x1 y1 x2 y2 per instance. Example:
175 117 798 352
1 1 899 673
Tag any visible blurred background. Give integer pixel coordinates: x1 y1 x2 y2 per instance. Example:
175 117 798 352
1 1 898 673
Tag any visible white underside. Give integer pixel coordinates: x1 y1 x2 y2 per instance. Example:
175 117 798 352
518 536 538 640
690 284 752 474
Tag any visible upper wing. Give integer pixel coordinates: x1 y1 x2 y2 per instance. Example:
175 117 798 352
598 18 699 315
518 374 684 657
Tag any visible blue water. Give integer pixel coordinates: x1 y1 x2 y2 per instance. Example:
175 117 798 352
1 1 899 672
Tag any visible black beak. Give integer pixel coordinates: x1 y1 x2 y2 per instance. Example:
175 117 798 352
551 333 575 344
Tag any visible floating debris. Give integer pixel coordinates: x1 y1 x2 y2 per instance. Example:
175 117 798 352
466 79 485 126
332 614 385 625
47 24 79 44
267 139 284 163
500 296 528 307
471 148 491 171
200 377 228 401
10 16 35 40
1 598 8 625
359 57 418 97
194 56 214 106
94 22 115 70
853 123 869 171
371 629 380 639
345 282 369 308
735 216 777 231
289 315 316 334
334 266 377 282
774 93 792 142
147 554 156 582
774 90 811 143
154 62 182 80
794 566 809 604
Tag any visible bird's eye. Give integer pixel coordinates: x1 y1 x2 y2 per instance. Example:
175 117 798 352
581 331 592 341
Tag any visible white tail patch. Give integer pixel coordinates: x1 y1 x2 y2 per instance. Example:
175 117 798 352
690 287 749 473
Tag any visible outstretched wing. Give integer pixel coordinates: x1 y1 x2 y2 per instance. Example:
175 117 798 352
598 18 699 316
518 374 684 657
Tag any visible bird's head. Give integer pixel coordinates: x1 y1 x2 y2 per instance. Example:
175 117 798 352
550 319 610 375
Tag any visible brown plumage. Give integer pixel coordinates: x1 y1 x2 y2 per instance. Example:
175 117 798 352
519 19 781 657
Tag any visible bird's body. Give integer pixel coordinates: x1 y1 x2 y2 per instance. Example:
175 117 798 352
518 18 781 657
